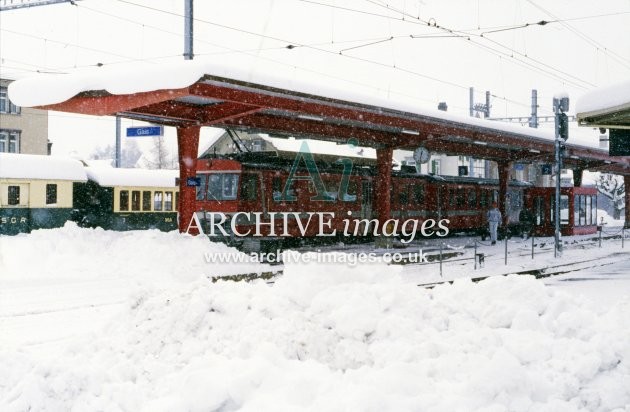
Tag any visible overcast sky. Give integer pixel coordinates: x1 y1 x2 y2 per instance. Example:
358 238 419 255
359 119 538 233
1 0 629 159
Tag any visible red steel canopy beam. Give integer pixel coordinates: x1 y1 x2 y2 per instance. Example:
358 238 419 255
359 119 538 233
37 88 191 116
177 126 200 233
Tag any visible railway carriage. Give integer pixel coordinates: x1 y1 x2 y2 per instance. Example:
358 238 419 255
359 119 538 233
73 167 179 231
0 153 87 235
193 153 537 249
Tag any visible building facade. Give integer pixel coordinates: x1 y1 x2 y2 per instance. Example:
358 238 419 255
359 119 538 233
0 79 49 155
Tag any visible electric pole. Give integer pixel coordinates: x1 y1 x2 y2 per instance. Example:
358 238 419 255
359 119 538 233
553 95 569 257
184 0 193 60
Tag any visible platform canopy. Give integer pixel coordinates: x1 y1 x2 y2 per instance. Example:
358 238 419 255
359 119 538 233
576 80 630 130
9 59 630 175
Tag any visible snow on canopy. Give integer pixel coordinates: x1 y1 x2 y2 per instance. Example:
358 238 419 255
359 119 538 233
85 167 178 188
7 55 603 151
261 135 377 160
0 153 87 181
576 79 630 115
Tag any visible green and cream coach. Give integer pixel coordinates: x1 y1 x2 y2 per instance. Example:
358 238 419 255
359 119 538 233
0 153 87 235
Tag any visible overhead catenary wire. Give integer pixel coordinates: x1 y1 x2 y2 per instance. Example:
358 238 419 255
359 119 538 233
112 0 550 111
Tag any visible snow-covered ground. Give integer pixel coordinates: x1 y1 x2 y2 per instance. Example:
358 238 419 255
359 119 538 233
1 225 629 411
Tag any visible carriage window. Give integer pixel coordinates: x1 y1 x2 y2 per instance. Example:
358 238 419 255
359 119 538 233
131 191 141 211
154 192 163 211
272 177 282 201
534 196 544 226
574 195 582 226
7 185 20 205
480 190 488 208
196 174 208 201
222 174 239 200
456 188 465 207
240 174 258 201
46 184 57 205
119 190 129 211
206 173 240 201
413 184 425 204
164 192 173 211
175 192 179 211
398 185 408 204
142 191 152 211
207 174 222 201
449 189 456 207
467 189 477 208
343 181 358 202
550 195 569 225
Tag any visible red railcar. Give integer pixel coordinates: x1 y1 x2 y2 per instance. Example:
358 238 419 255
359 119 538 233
526 186 599 237
193 153 537 250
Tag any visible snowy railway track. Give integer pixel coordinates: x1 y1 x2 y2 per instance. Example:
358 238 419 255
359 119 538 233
415 254 624 289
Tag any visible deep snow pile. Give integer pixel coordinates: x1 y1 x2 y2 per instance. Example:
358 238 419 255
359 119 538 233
0 222 268 282
2 229 630 412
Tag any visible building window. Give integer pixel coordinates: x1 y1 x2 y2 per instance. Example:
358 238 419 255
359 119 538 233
0 130 21 153
0 87 21 115
46 184 57 205
431 159 441 175
8 185 20 205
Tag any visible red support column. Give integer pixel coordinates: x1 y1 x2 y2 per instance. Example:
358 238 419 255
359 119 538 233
573 168 583 187
625 175 630 229
374 147 393 228
498 160 510 228
177 125 200 233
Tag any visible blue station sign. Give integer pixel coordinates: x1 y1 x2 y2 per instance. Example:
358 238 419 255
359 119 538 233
186 177 201 187
126 126 163 137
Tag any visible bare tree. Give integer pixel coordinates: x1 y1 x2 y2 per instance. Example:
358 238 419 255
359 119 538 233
89 141 142 168
596 173 625 219
144 136 175 169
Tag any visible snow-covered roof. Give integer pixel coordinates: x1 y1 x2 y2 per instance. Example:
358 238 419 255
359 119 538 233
262 135 377 160
85 167 178 188
0 153 87 181
8 56 604 152
576 80 630 117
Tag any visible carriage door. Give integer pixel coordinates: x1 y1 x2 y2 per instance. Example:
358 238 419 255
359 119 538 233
361 179 373 219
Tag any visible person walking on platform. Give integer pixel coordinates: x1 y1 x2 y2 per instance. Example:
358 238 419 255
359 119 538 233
487 202 502 245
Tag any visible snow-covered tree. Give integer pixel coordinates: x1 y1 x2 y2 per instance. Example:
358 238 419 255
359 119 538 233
596 173 626 219
143 136 175 169
89 140 142 168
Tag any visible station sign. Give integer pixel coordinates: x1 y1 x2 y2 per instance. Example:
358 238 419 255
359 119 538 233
186 177 201 187
126 126 163 137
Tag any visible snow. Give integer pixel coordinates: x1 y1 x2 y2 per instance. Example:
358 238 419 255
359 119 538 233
7 55 605 152
84 166 178 187
576 80 630 116
597 209 625 227
262 135 377 161
0 153 87 181
2 225 630 411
